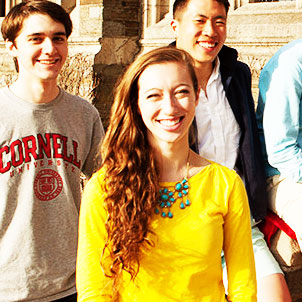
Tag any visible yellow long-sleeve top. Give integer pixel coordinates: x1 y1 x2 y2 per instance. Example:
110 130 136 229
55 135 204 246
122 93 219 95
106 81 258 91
76 162 256 302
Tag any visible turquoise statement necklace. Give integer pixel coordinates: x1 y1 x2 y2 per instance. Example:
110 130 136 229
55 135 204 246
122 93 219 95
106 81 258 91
155 153 190 218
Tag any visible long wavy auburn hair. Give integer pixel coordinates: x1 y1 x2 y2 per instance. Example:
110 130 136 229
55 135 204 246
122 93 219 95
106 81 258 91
100 46 199 299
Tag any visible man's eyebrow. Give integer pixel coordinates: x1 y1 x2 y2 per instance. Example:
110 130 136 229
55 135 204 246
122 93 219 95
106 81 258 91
195 14 227 20
26 32 67 37
26 33 43 36
213 15 227 20
53 32 67 36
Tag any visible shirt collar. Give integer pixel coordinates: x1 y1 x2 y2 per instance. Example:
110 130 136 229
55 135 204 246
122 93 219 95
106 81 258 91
207 57 220 86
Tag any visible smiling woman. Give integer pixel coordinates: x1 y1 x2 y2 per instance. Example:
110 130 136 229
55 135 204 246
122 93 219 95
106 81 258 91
76 46 257 302
137 62 198 148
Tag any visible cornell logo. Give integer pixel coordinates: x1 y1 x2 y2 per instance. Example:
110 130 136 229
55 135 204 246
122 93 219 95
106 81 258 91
34 169 63 201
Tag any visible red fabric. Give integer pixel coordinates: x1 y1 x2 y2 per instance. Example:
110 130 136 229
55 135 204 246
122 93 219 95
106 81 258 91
259 210 297 247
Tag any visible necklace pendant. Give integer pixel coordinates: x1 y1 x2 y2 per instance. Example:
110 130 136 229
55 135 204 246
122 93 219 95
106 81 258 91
175 182 182 191
160 194 169 201
159 209 173 219
156 177 191 218
156 152 191 219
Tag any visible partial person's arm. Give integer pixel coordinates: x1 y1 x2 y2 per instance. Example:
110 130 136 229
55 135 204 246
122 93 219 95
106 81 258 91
82 110 105 178
223 175 257 301
76 171 112 302
259 49 302 182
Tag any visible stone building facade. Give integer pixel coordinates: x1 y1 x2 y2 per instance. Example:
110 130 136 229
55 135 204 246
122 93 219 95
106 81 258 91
2 0 302 115
142 0 302 102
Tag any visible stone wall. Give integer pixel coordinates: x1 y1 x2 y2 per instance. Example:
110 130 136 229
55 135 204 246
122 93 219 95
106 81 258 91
92 0 141 128
226 1 302 103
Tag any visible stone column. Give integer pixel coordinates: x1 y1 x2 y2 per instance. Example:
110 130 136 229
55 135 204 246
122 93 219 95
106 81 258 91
169 0 173 14
228 0 236 10
150 0 159 26
93 0 141 128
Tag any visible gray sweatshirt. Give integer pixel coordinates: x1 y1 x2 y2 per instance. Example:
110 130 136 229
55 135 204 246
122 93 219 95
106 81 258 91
0 87 104 301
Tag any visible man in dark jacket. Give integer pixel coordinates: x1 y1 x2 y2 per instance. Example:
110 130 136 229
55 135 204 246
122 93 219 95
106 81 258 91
171 0 291 301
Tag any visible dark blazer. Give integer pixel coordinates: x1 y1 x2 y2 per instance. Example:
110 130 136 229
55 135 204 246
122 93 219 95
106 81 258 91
217 45 268 221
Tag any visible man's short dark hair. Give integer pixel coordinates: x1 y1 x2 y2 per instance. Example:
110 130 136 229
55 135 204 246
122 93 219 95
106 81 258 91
1 0 73 42
173 0 230 20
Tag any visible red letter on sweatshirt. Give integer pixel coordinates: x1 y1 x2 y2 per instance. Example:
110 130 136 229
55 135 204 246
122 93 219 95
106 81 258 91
11 140 24 167
22 135 38 163
0 145 11 173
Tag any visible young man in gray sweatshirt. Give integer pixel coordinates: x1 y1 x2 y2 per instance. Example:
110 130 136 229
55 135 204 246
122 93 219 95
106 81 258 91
0 1 104 301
